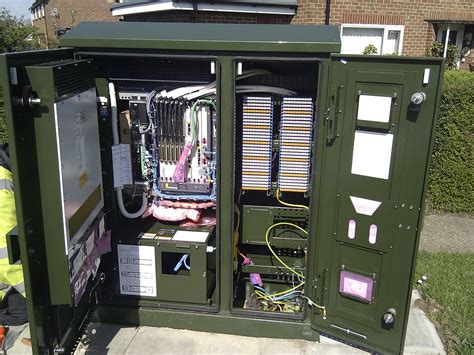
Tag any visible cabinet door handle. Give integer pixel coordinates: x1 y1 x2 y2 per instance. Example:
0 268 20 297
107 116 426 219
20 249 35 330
326 85 342 143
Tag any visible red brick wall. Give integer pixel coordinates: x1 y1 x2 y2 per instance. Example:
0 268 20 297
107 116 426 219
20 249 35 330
32 0 117 44
125 11 291 24
292 0 474 59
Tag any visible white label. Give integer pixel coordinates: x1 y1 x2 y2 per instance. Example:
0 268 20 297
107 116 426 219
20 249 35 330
349 196 382 216
173 230 209 243
357 95 392 123
85 230 95 255
351 131 394 180
118 245 157 297
112 144 133 188
423 68 430 84
99 216 105 238
237 62 243 75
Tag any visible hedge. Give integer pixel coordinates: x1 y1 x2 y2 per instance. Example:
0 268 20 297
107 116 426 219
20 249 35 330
427 71 474 214
0 72 472 213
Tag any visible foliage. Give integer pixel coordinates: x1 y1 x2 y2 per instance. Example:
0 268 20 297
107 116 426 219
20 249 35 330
426 41 459 70
362 44 378 55
416 252 474 354
0 7 45 53
427 71 474 214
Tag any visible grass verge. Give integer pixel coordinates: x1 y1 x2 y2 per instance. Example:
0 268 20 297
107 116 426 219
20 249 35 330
415 251 473 354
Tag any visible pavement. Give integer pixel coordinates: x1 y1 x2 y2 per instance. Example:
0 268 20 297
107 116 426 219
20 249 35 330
8 212 471 355
6 290 444 355
419 213 474 253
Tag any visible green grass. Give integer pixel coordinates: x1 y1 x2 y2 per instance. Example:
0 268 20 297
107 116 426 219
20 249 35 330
415 251 474 354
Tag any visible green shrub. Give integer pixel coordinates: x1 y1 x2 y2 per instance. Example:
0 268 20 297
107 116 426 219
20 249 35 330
427 71 474 214
426 41 459 70
362 44 378 55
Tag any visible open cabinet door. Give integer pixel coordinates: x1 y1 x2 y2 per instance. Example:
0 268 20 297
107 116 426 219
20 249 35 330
0 49 105 354
311 55 443 354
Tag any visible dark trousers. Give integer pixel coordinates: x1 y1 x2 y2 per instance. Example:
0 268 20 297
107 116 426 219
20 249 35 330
0 289 27 326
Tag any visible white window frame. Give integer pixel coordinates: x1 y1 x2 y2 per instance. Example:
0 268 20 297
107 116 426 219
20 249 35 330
340 24 405 55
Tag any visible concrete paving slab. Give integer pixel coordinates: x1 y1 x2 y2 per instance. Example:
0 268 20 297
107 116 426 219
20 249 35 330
404 291 445 355
7 325 31 355
124 326 261 355
75 323 139 354
13 291 444 355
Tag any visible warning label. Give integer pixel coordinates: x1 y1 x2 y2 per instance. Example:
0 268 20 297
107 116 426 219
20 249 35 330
118 244 156 297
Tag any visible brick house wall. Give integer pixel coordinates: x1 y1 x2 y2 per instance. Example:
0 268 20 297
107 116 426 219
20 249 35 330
292 1 474 68
125 11 291 24
120 1 474 69
31 0 117 45
293 2 474 55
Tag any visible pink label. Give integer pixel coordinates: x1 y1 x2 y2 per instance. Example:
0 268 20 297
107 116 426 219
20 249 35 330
348 219 356 239
343 278 368 299
339 271 373 302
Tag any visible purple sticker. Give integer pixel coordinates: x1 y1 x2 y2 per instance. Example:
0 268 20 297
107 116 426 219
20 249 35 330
249 273 263 287
98 230 112 255
339 270 373 302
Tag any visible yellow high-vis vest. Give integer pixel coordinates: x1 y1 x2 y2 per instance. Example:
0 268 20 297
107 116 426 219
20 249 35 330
0 166 25 300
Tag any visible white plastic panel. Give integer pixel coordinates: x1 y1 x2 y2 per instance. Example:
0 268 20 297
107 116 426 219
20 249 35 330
357 95 392 123
351 131 394 180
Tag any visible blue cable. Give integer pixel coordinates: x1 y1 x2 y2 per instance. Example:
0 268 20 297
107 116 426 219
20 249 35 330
183 255 190 270
173 254 191 272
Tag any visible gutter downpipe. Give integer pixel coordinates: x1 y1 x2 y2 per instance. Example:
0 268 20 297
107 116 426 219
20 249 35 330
325 0 331 25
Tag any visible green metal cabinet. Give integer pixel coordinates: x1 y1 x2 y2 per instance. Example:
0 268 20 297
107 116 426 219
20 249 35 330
0 22 443 354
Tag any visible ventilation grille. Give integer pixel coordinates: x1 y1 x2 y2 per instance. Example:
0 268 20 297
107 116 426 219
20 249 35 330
54 62 94 100
107 58 212 83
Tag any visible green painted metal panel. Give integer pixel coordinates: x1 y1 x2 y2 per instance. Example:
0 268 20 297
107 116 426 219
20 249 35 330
0 49 96 354
60 22 341 53
310 54 443 354
0 23 444 355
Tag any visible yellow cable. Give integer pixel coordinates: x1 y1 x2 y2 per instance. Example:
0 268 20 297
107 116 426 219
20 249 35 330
265 222 307 279
268 281 305 297
237 248 246 259
264 222 327 316
276 189 309 210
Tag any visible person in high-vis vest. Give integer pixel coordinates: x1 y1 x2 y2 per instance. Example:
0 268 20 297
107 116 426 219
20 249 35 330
0 144 27 326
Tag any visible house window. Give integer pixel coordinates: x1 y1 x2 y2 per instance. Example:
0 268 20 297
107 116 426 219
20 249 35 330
341 24 404 55
436 24 465 68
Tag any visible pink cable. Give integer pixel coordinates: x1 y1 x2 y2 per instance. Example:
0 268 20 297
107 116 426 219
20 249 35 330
173 143 192 182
